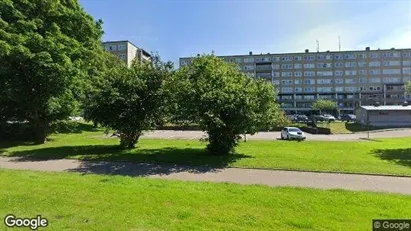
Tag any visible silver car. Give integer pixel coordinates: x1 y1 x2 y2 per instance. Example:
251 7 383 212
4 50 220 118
281 127 306 140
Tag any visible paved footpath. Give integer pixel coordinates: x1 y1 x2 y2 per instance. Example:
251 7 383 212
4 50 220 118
1 156 411 195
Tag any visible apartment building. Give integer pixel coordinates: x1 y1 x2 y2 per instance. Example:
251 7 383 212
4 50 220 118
102 40 151 67
180 47 411 114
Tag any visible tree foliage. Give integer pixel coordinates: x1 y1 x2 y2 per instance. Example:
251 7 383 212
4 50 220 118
405 81 411 95
0 0 106 143
169 55 280 155
311 99 337 113
84 55 173 149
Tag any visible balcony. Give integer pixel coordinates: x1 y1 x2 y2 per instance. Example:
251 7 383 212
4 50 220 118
255 65 272 71
255 72 272 78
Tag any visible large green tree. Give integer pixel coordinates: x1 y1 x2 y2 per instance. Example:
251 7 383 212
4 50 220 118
0 0 105 143
84 55 173 149
169 55 280 155
311 99 337 114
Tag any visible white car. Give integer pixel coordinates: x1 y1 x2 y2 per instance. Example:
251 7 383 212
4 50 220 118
281 127 306 140
322 114 336 122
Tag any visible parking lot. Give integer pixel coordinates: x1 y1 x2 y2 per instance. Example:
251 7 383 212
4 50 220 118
141 128 411 141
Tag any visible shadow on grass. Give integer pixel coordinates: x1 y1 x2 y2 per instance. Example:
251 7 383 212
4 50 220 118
5 145 253 176
372 148 411 168
359 138 383 142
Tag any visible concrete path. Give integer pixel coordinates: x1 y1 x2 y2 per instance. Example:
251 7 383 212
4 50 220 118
139 128 411 141
1 156 411 195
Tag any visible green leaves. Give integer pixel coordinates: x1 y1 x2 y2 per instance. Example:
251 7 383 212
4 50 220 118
170 55 280 155
311 99 337 113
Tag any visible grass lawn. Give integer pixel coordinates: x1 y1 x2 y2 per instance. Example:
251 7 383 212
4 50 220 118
1 169 410 231
1 126 411 176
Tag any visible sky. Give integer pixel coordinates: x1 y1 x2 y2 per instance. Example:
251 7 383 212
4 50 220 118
79 0 411 66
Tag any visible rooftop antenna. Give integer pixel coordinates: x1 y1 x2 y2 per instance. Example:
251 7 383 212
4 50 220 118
338 36 341 52
316 40 319 52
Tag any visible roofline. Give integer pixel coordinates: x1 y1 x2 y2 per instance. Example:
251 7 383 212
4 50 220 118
102 40 152 58
359 106 411 111
179 47 411 60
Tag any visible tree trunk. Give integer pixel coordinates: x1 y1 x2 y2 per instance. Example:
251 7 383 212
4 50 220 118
33 120 47 144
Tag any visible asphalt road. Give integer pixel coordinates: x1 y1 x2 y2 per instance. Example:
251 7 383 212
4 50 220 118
1 156 411 195
140 128 411 141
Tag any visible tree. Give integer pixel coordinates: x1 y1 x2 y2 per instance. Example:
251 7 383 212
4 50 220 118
84 55 173 149
0 0 106 143
169 55 280 155
311 99 337 114
405 81 411 96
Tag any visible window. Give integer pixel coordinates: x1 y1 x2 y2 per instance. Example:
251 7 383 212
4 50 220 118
358 78 367 83
281 72 293 77
263 57 271 62
303 87 315 93
119 54 126 60
369 53 380 58
317 63 332 68
272 64 280 69
294 71 302 77
403 60 411 66
358 53 367 59
358 62 367 67
272 56 280 62
345 87 357 92
108 45 117 51
345 62 356 68
345 70 357 76
281 64 293 69
405 77 411 82
382 69 401 75
325 54 333 60
317 79 332 84
294 56 302 61
335 79 344 84
335 87 344 92
317 55 325 60
295 80 302 84
281 56 293 61
345 78 357 84
334 54 343 60
383 78 401 83
294 64 302 69
244 65 255 70
244 57 254 63
303 71 315 77
317 71 333 76
180 60 187 66
369 77 381 83
403 68 411 74
403 52 411 58
335 70 343 76
118 44 126 51
281 95 293 100
303 55 315 61
369 69 381 75
281 87 294 93
382 61 401 66
273 72 280 77
369 61 381 67
317 87 333 92
303 79 315 84
272 80 280 85
358 70 367 75
303 63 315 68
334 62 343 68
303 95 315 99
281 80 293 85
344 53 357 59
382 52 401 58
295 87 303 93
235 58 242 63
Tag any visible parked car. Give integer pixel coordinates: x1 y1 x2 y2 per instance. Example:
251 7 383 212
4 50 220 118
294 115 309 122
281 127 306 140
340 114 356 122
287 114 296 121
322 114 336 122
308 115 325 122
